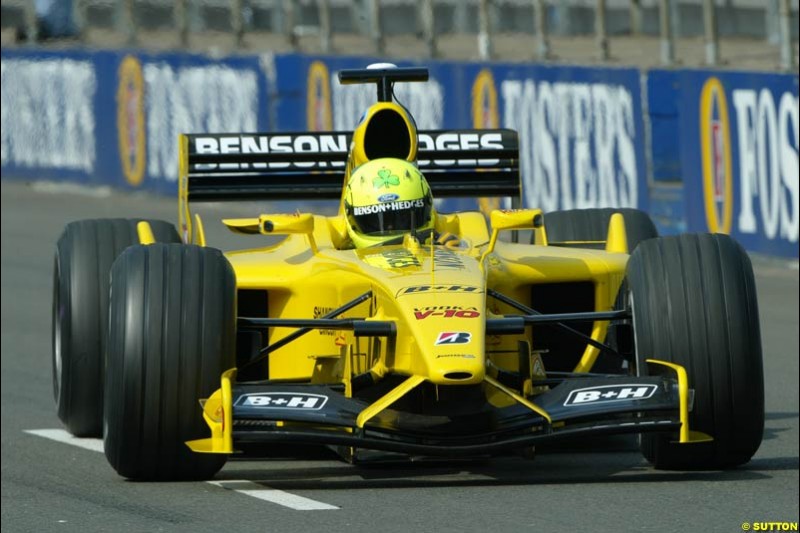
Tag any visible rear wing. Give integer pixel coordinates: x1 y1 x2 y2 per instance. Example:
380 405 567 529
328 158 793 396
178 129 520 241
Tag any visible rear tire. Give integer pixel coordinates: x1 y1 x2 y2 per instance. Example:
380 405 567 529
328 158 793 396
104 243 236 480
541 208 658 252
52 219 179 437
628 234 764 469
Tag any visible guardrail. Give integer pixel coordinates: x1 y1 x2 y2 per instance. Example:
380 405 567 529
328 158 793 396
2 0 797 69
1 47 797 257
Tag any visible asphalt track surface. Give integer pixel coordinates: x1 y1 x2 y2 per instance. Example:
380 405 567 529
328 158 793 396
2 180 798 533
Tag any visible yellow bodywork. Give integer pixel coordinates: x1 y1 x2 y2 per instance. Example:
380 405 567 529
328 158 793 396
646 359 714 444
185 207 654 454
218 208 628 383
180 96 698 455
186 368 236 453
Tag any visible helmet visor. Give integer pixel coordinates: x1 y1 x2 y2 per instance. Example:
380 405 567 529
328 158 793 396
348 197 432 236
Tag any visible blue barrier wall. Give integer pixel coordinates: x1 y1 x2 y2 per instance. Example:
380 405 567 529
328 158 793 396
270 55 647 213
661 69 798 258
1 47 797 257
1 48 269 195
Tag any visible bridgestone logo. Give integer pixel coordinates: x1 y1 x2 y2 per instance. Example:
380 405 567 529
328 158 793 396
435 332 472 345
564 384 658 406
236 393 328 410
353 199 424 216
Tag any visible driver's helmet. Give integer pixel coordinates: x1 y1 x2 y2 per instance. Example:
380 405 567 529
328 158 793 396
344 158 434 248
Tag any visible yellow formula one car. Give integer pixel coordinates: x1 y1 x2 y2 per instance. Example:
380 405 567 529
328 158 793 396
52 66 764 481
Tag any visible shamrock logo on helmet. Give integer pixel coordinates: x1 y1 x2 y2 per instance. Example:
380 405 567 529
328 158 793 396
373 168 400 189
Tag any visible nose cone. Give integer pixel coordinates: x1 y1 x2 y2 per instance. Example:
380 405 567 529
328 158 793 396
397 290 487 385
358 244 487 385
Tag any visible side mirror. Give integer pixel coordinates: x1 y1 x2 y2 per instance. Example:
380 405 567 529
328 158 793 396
481 209 546 265
259 213 315 235
490 209 544 232
223 213 315 235
223 214 318 252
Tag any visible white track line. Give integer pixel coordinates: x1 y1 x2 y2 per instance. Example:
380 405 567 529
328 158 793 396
25 429 339 511
208 480 339 510
25 429 105 453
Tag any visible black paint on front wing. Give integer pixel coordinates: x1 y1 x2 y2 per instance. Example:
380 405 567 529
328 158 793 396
228 376 681 455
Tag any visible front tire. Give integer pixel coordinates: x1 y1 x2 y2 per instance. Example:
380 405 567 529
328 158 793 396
104 243 236 480
628 234 764 469
52 219 179 437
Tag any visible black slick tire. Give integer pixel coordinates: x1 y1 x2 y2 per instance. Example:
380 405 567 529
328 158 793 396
627 233 764 469
53 219 179 437
104 243 236 480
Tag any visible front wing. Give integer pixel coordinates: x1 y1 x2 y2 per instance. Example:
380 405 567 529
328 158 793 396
187 365 704 456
